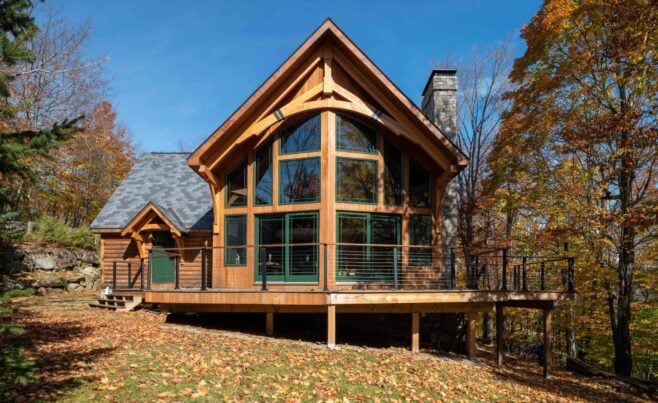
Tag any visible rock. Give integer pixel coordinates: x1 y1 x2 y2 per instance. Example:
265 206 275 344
47 288 64 294
92 279 100 290
67 283 84 292
37 287 47 296
82 266 100 290
30 254 56 270
32 274 66 288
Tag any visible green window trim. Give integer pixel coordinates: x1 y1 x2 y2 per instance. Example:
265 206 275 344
254 140 273 206
278 157 321 205
335 113 378 154
336 212 401 283
279 114 321 155
254 212 319 283
335 157 378 204
384 139 403 206
224 214 247 266
225 160 248 208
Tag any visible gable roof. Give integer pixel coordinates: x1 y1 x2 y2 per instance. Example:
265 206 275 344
188 18 468 172
90 153 213 231
120 201 187 237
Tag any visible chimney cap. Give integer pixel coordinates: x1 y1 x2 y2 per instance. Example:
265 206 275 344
422 69 457 96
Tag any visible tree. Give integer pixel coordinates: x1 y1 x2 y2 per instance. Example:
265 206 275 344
436 40 514 342
33 100 135 226
0 0 80 243
499 0 658 376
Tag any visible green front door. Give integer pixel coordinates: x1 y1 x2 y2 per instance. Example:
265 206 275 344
151 231 175 283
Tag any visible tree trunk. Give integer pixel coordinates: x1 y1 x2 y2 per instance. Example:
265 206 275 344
566 303 576 357
482 312 493 344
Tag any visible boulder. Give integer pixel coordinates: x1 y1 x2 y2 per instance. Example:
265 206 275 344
32 274 66 288
47 288 64 294
67 283 84 292
30 254 56 270
37 287 47 296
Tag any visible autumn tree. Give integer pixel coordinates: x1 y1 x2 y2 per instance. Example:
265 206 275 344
33 100 135 226
499 0 658 376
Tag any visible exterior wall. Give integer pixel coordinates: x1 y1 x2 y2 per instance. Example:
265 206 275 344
100 232 212 289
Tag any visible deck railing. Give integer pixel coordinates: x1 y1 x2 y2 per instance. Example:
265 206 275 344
107 244 574 293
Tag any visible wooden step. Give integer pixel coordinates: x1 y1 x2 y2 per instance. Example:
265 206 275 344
89 294 143 312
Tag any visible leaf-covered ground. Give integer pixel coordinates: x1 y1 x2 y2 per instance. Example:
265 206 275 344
0 293 647 402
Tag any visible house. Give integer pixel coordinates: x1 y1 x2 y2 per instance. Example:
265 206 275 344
90 19 573 378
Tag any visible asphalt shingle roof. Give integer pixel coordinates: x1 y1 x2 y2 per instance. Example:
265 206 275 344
90 153 213 231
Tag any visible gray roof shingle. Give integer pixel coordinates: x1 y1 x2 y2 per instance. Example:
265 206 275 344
90 153 213 231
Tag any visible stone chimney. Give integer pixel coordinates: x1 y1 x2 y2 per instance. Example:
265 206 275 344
421 69 458 257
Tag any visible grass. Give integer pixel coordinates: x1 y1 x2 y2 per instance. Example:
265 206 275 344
0 293 649 402
26 216 97 249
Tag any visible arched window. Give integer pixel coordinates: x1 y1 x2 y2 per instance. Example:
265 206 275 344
335 113 377 153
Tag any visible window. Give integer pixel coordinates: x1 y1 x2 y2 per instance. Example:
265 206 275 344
226 161 247 207
336 114 377 153
225 215 246 266
384 140 403 206
279 158 321 204
336 158 377 203
336 212 401 283
280 114 321 154
409 160 432 208
255 212 318 282
409 214 432 266
254 141 273 205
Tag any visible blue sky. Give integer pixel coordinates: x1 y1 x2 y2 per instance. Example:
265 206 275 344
45 0 541 153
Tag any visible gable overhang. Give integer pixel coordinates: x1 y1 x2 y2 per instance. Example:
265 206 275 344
120 201 186 238
188 19 468 178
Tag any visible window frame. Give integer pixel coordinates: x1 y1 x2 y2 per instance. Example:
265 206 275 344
335 113 378 155
224 214 247 267
254 211 319 283
383 139 403 207
224 159 248 208
253 140 273 206
409 159 433 208
278 157 322 205
335 156 379 205
278 114 322 155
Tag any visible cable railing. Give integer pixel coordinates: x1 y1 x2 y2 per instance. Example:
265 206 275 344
106 244 575 293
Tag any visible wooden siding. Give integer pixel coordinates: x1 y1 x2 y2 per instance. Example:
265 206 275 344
101 232 212 289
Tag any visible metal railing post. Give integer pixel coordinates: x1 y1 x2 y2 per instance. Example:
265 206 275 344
450 248 456 289
522 255 527 291
393 246 399 290
127 262 132 289
568 257 575 292
174 255 180 289
147 250 152 290
474 256 480 289
201 248 208 290
112 262 117 290
323 244 329 292
260 246 267 291
502 249 508 290
540 261 545 291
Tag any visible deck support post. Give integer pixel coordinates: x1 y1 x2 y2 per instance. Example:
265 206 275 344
327 305 336 349
411 312 419 353
496 302 504 366
543 307 553 379
127 263 132 289
266 312 274 336
466 312 477 361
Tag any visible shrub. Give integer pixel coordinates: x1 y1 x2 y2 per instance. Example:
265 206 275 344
0 288 35 300
28 216 97 250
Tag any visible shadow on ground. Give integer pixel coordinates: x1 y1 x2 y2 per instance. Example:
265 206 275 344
0 297 114 401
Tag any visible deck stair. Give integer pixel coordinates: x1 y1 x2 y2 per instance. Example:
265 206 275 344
89 293 143 312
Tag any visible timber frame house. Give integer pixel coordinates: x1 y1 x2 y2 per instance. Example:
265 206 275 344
91 19 574 378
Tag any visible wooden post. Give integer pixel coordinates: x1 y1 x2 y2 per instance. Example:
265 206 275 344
127 263 132 289
112 262 117 290
327 305 336 348
266 312 274 336
496 302 504 366
411 312 420 353
543 308 553 379
501 249 508 290
467 312 477 361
